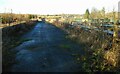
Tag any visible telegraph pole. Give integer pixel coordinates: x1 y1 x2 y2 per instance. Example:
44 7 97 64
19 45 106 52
11 9 12 14
4 8 6 13
0 16 2 25
112 7 115 45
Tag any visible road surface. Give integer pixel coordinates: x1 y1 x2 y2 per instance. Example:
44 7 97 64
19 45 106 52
11 22 84 72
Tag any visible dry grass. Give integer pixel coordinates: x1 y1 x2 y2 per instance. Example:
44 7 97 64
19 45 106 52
52 21 120 71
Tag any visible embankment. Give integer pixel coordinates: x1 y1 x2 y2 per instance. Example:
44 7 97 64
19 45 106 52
2 20 38 72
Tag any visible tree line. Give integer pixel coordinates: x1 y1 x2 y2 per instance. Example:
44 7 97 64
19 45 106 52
0 13 37 24
84 7 119 23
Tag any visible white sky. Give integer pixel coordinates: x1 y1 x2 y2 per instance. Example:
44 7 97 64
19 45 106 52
0 0 120 14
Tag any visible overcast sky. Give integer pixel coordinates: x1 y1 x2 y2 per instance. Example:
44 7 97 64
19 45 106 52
0 0 120 14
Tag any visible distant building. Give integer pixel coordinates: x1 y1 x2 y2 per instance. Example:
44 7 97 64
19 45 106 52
82 19 88 22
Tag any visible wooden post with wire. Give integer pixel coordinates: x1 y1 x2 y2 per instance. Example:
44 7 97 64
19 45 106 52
112 8 119 51
111 7 120 67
